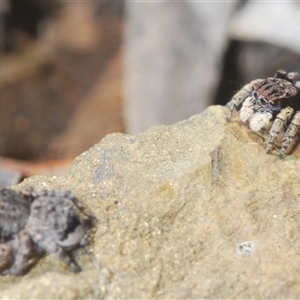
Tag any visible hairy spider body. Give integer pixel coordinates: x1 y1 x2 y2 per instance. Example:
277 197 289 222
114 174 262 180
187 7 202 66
0 187 94 275
226 70 300 158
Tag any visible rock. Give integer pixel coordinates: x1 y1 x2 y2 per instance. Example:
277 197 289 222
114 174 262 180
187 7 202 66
2 105 300 298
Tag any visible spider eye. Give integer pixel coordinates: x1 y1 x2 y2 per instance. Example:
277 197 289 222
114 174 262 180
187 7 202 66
269 101 276 106
259 98 267 105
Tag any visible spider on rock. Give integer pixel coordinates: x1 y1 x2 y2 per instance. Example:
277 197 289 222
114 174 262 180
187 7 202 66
226 70 300 158
0 186 94 275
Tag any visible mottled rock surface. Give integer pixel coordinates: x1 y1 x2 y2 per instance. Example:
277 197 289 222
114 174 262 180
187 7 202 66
2 105 300 299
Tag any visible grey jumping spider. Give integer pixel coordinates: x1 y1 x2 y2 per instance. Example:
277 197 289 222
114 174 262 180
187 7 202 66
0 186 94 275
226 70 300 158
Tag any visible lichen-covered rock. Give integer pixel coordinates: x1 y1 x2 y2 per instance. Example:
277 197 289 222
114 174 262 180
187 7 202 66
2 105 300 299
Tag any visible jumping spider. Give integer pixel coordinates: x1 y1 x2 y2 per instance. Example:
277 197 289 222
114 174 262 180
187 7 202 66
226 69 300 158
0 186 94 275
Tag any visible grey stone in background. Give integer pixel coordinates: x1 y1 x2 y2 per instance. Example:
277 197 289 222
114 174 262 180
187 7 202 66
124 1 300 133
0 167 21 188
3 105 300 298
214 1 300 106
229 2 300 78
229 2 300 54
124 2 237 134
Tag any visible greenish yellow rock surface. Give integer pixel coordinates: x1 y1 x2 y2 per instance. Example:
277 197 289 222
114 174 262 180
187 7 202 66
2 105 300 299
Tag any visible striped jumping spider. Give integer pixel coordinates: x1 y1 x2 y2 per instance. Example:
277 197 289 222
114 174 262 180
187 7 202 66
226 70 300 158
0 186 94 275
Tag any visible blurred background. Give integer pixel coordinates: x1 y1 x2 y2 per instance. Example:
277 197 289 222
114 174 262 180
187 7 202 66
0 0 300 185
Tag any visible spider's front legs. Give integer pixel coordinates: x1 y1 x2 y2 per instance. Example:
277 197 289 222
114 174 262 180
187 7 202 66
266 106 294 155
278 111 300 159
0 243 13 273
226 79 263 121
1 230 34 276
39 238 82 273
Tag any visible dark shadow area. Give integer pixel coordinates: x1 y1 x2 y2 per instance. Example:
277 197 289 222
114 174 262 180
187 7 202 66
214 40 300 106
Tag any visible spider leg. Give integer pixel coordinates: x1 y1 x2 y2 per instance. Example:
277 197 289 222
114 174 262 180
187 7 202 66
2 230 34 275
64 193 95 226
58 249 82 273
248 111 273 132
287 72 300 84
0 242 13 273
226 79 263 121
274 69 300 86
239 96 256 123
266 107 294 154
278 111 300 159
40 239 82 273
27 225 82 273
274 69 288 79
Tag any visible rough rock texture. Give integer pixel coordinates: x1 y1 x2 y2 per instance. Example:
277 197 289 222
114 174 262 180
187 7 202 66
2 105 300 298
